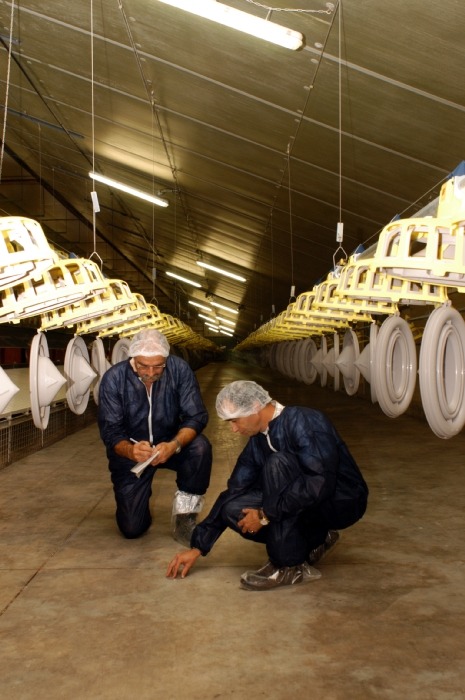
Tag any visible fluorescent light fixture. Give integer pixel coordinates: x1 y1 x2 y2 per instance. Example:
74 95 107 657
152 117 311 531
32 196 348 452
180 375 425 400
166 271 201 287
188 300 212 312
89 172 169 207
198 313 216 322
210 301 238 314
196 260 246 282
219 326 234 335
156 0 304 51
216 315 235 326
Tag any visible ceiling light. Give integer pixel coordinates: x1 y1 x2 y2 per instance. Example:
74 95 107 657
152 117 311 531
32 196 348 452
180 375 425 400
216 315 235 326
156 0 304 50
198 313 216 322
188 300 212 312
89 172 169 207
166 271 201 287
210 301 238 314
196 260 246 282
219 326 234 335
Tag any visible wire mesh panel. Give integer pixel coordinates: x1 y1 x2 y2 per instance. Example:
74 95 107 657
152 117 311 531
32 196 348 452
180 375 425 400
0 401 98 470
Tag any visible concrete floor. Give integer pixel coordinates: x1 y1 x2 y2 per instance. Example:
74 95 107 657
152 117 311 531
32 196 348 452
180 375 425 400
0 359 464 700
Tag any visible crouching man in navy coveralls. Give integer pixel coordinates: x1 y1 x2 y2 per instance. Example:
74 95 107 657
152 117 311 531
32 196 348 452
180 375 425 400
98 329 212 546
167 380 367 590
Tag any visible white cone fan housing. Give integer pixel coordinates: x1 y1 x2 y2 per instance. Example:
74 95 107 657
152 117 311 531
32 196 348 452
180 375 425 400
323 333 340 392
336 329 360 396
311 336 328 387
354 323 378 404
419 305 465 438
65 337 97 415
29 332 67 430
297 337 318 385
91 337 112 405
111 338 131 365
0 366 20 413
373 316 417 418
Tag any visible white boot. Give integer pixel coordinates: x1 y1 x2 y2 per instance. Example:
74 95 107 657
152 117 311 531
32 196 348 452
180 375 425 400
171 491 204 547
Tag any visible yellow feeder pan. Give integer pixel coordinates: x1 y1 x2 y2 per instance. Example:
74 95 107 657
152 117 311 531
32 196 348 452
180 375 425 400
76 292 149 335
1 258 108 321
40 278 134 331
0 216 57 291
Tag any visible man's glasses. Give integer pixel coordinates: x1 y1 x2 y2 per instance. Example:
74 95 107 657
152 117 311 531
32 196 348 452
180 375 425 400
134 360 166 371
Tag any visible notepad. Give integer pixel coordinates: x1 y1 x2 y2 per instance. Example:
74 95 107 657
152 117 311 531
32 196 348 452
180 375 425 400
130 451 160 478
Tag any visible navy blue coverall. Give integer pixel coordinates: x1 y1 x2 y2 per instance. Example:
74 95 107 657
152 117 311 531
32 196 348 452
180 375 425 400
191 406 367 567
98 355 212 538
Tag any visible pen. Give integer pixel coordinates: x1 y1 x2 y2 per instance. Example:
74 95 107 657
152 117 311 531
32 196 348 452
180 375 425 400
130 437 155 448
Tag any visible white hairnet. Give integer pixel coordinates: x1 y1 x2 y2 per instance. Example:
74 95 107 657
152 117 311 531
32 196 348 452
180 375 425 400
128 329 170 358
216 380 272 419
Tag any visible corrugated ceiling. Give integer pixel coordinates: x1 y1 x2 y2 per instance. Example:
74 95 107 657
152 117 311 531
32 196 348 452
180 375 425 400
1 0 464 343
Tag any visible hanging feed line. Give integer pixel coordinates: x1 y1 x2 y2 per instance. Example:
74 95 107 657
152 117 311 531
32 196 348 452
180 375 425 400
89 0 103 268
332 0 347 273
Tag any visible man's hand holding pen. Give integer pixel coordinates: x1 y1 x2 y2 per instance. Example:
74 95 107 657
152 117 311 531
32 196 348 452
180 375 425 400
129 438 159 464
129 438 179 465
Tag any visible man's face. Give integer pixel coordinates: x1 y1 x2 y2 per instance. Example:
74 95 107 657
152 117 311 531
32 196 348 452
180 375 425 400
133 355 166 383
228 413 262 437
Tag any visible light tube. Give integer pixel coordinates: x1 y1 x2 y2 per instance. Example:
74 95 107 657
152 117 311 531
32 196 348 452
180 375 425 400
196 260 246 282
89 172 169 207
188 300 212 312
210 301 238 314
216 315 235 326
156 0 304 51
166 271 201 287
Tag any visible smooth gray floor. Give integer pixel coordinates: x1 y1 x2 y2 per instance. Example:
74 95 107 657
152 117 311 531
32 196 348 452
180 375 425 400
0 360 464 699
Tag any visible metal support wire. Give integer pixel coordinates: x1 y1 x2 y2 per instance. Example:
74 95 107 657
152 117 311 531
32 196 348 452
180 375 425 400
0 0 15 182
333 0 347 269
89 0 102 265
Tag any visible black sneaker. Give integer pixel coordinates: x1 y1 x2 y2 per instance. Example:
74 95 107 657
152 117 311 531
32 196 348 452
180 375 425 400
173 513 197 547
253 560 277 577
240 561 321 591
307 530 340 565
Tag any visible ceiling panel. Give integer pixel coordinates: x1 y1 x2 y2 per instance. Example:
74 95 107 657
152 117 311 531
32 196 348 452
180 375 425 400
1 0 465 343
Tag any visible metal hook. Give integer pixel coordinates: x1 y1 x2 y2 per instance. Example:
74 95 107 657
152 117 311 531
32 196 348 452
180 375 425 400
88 250 103 268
